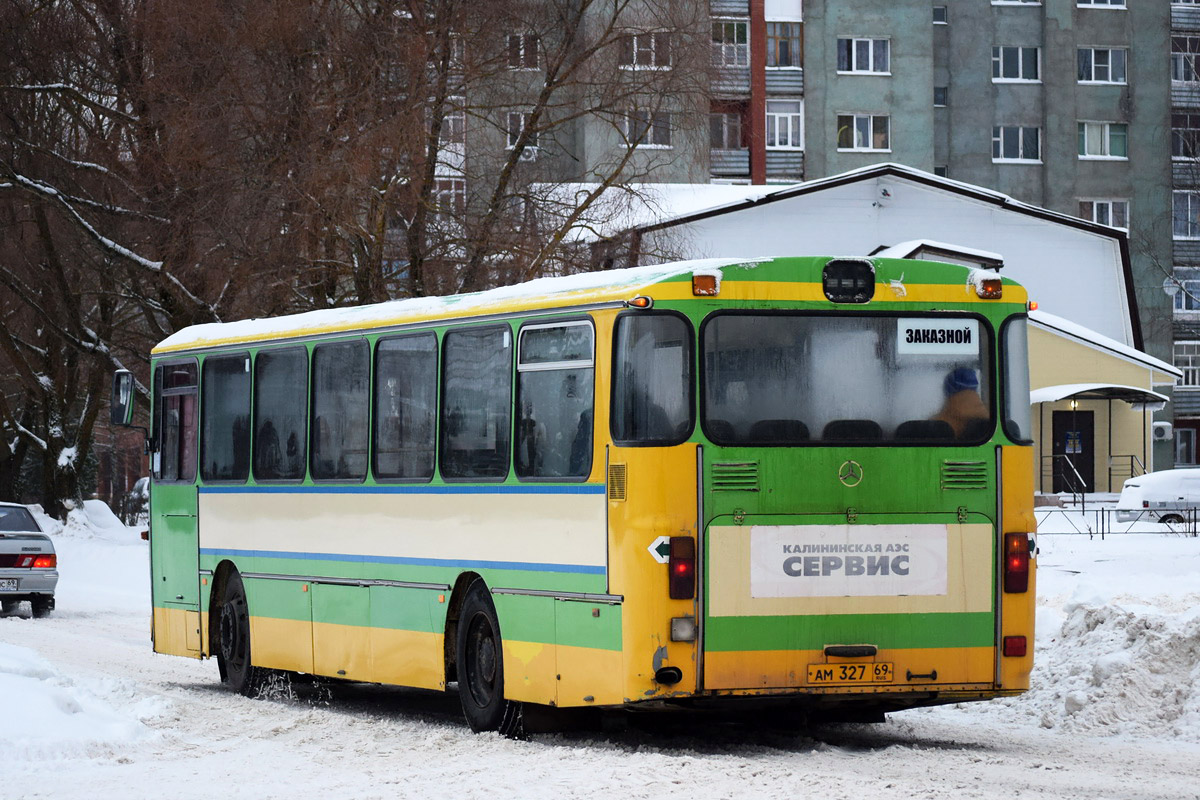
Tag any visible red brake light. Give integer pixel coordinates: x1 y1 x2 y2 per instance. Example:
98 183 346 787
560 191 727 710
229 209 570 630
32 554 56 569
1003 636 1027 657
1003 532 1029 593
668 536 695 600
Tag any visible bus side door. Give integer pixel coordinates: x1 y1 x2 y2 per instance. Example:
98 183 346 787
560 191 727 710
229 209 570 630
150 360 202 657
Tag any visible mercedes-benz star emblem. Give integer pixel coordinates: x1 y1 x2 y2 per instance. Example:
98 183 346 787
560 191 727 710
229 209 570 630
838 460 863 487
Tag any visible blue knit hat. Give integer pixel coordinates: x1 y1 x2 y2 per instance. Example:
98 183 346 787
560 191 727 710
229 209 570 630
944 367 979 396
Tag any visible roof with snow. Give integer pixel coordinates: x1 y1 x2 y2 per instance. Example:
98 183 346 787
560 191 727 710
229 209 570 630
154 257 765 353
1029 310 1180 379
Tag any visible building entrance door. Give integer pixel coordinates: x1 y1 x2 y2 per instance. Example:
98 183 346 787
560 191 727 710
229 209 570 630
1052 410 1094 493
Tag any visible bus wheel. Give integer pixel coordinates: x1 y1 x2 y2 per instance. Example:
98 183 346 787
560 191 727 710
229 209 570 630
217 571 265 696
456 580 523 737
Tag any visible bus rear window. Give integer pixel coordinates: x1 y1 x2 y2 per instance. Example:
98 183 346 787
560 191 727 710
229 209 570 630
612 313 693 445
702 313 993 445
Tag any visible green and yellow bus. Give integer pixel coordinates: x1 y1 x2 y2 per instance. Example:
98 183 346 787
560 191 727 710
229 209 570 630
112 255 1037 734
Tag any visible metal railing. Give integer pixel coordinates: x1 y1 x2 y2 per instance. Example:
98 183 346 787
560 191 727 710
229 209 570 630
1036 506 1200 538
1040 454 1089 511
1107 454 1145 490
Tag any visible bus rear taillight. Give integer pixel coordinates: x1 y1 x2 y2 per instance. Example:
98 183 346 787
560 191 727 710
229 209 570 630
1003 636 1027 657
1003 533 1029 593
668 536 695 599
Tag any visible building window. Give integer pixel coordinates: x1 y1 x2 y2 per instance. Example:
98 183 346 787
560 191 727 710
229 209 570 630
992 46 1039 81
934 86 949 106
1078 199 1129 230
933 5 948 23
992 0 1040 4
431 178 466 224
837 38 889 74
992 126 1040 161
1173 269 1200 311
1173 37 1200 83
1177 428 1196 466
1173 113 1200 159
1077 47 1126 83
1078 0 1124 6
507 33 539 69
440 98 466 145
766 22 802 67
1175 191 1200 239
837 114 890 151
506 111 537 149
766 100 803 148
1175 341 1200 387
711 21 749 67
710 111 743 149
621 32 672 68
1078 121 1127 159
623 110 672 147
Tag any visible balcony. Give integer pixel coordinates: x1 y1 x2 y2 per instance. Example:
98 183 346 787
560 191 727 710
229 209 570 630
710 148 750 177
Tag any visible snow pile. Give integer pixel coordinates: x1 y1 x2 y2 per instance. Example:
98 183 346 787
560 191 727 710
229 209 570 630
28 498 137 542
932 518 1200 742
0 641 158 758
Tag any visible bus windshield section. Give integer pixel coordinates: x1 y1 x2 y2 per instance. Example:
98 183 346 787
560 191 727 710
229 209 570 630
703 313 993 444
1001 317 1033 443
612 314 693 445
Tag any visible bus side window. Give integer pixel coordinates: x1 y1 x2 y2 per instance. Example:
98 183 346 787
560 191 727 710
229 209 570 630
515 321 594 480
440 326 512 480
254 348 309 481
611 313 693 445
374 333 437 481
201 353 251 482
156 361 198 483
311 340 370 481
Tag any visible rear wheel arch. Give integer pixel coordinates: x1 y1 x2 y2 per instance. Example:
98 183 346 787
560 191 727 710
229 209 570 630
443 571 484 686
207 561 238 671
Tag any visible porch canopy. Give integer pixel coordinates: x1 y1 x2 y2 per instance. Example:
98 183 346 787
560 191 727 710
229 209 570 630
1030 383 1169 408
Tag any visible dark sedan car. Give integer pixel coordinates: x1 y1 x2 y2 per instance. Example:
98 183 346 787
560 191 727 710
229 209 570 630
0 502 58 618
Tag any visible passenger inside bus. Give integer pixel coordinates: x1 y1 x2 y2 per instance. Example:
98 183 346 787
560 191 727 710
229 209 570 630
932 366 989 439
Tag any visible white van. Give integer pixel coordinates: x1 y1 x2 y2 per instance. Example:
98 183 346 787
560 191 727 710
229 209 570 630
1115 468 1200 523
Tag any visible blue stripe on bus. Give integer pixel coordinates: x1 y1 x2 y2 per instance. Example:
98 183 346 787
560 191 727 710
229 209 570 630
198 547 608 575
198 484 606 495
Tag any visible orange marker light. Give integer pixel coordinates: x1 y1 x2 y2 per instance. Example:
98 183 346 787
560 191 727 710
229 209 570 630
692 274 719 296
976 278 1003 299
625 295 654 309
1028 300 1039 311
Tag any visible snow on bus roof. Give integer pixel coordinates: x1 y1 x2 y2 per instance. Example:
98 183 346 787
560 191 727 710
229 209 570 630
154 257 766 352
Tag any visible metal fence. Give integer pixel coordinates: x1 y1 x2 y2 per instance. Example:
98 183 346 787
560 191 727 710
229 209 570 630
1036 506 1200 537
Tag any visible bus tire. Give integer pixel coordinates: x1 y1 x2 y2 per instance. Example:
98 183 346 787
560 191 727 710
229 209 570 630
217 571 265 697
456 580 523 737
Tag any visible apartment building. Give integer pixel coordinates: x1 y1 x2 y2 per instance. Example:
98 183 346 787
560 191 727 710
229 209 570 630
1171 1 1200 464
704 0 1175 466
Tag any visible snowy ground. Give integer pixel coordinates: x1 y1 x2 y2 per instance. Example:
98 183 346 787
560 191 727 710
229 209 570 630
2 502 1200 799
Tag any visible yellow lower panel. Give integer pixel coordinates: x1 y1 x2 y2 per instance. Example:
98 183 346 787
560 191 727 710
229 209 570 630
556 644 623 707
311 621 445 691
503 641 624 707
503 640 557 706
152 606 203 658
705 646 995 692
250 616 314 674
